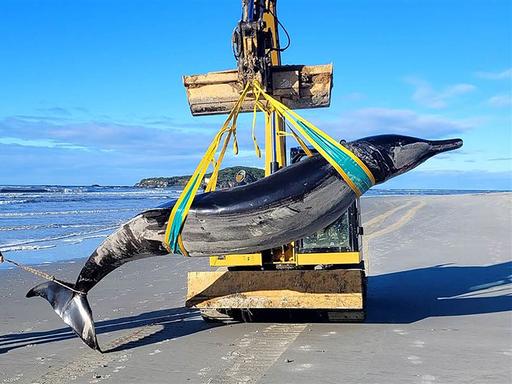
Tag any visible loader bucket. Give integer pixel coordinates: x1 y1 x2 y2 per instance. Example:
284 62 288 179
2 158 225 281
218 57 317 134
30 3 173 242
183 64 333 116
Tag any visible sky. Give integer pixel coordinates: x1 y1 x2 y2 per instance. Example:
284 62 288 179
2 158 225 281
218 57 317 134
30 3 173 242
0 0 511 189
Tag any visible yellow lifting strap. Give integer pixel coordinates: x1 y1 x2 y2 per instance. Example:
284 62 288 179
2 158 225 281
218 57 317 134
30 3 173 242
164 80 375 254
163 83 251 253
252 81 375 195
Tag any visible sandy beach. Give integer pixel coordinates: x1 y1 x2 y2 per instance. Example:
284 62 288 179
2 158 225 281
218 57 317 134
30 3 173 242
1 193 511 384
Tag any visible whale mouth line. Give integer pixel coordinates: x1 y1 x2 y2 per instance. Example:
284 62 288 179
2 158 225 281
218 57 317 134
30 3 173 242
429 138 464 154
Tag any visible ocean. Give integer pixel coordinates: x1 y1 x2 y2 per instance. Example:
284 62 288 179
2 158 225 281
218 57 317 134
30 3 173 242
0 186 179 269
0 185 504 269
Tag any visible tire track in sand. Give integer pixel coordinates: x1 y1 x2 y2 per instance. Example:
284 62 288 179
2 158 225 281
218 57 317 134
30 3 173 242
29 311 193 384
199 202 426 383
29 201 425 384
364 200 416 230
363 200 426 272
203 324 307 384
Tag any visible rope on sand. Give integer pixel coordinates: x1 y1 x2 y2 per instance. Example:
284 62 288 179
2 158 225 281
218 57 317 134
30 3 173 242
0 250 84 295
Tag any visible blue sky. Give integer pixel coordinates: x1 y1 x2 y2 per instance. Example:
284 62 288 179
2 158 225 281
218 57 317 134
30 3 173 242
0 0 510 189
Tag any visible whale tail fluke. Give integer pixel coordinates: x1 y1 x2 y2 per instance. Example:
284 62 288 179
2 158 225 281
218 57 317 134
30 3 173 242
26 281 100 352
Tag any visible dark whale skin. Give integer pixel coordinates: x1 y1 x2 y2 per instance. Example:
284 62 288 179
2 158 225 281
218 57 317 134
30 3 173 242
26 134 463 350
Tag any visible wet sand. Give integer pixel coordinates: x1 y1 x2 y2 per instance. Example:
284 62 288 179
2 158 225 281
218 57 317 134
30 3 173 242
1 193 511 384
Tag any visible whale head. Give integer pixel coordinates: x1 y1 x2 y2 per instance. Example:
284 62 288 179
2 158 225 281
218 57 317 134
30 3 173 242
350 134 463 184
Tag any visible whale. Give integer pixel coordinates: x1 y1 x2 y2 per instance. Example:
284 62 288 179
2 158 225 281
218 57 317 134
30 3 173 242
26 134 462 351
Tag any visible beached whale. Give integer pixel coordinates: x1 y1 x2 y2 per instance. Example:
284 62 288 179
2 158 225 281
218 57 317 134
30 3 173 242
26 134 462 351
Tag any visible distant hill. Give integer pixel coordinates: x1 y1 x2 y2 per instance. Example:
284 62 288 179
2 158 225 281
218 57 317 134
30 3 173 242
135 166 265 189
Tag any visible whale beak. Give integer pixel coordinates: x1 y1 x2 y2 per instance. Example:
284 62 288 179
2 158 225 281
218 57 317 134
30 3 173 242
428 138 463 154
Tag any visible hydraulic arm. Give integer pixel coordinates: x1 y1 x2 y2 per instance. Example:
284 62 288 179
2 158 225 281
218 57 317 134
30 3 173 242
183 0 333 116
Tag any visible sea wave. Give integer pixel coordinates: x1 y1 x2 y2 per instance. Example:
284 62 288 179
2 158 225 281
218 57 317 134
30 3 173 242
0 225 117 250
0 185 182 194
0 186 178 264
0 208 138 218
0 223 114 232
0 244 57 252
0 199 31 205
62 233 109 244
0 194 174 207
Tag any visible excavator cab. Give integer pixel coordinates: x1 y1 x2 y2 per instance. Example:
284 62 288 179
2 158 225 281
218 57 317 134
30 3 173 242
290 147 363 265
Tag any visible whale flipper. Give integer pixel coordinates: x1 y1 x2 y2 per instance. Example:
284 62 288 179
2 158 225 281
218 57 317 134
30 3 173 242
26 282 100 351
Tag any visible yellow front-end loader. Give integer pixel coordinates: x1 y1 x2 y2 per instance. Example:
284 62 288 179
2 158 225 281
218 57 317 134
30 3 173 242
183 0 366 322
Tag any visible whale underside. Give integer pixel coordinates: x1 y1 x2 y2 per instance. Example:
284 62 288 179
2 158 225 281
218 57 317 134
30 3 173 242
25 134 463 351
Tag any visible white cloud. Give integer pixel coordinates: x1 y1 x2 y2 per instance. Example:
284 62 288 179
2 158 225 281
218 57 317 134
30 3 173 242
0 110 488 186
0 116 218 155
35 107 71 116
319 108 473 139
406 77 476 109
475 68 512 80
487 94 512 108
0 113 267 167
0 136 88 150
342 92 366 101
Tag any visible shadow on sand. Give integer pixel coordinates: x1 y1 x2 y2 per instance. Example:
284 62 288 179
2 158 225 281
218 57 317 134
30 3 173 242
0 307 217 354
367 261 512 323
1 262 510 353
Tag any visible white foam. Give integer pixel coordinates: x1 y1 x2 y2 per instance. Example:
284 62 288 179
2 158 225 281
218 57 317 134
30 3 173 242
0 225 116 250
0 223 103 232
0 208 137 218
0 244 56 252
0 199 30 205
